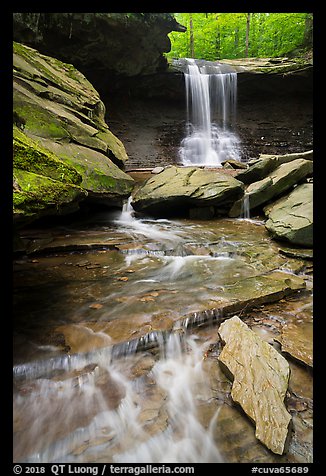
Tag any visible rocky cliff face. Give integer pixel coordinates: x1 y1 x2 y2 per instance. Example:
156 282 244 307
103 57 312 169
12 13 186 94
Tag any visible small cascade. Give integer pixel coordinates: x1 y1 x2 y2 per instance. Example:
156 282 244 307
176 58 241 167
14 332 223 463
113 333 223 463
114 197 184 244
241 194 251 220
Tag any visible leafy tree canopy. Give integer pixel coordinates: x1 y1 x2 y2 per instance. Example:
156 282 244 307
166 13 312 60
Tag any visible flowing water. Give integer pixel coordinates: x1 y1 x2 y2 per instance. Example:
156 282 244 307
13 199 313 463
175 58 241 166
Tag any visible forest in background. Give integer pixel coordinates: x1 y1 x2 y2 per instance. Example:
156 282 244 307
166 13 313 60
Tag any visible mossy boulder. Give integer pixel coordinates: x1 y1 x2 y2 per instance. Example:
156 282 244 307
13 168 87 226
131 166 244 217
13 42 135 223
13 126 82 185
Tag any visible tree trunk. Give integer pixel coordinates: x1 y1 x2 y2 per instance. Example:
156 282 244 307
303 13 313 49
189 14 195 58
245 13 251 57
216 27 221 59
234 27 239 50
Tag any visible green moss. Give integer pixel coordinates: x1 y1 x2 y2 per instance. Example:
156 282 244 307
13 126 82 185
14 41 97 100
13 167 86 217
58 151 134 195
13 100 68 139
13 41 34 61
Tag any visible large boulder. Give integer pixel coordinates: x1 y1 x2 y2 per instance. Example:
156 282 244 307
264 183 313 247
13 126 88 225
131 166 244 217
13 42 135 224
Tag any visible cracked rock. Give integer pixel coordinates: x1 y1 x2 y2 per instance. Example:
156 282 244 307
218 316 292 455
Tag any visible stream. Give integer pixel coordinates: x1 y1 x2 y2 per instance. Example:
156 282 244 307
13 196 313 463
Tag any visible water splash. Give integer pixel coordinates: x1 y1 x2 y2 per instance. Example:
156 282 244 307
178 58 241 166
114 197 184 244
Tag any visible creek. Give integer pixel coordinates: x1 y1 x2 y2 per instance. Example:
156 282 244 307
13 55 312 463
13 196 312 463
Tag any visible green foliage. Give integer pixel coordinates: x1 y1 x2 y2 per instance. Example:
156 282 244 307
167 13 310 60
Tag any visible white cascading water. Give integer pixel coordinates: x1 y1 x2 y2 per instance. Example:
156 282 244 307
14 334 223 463
179 58 241 167
114 197 184 244
114 334 223 463
240 194 251 220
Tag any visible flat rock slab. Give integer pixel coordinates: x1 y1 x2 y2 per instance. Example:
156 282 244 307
246 159 313 211
131 166 244 216
218 316 292 455
276 320 313 368
54 271 305 358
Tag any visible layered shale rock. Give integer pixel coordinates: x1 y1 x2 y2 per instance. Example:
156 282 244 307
13 41 134 225
218 316 292 455
244 159 312 211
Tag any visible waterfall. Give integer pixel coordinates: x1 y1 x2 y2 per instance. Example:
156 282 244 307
178 58 241 167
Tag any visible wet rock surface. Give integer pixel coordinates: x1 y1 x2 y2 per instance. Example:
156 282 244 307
13 212 312 463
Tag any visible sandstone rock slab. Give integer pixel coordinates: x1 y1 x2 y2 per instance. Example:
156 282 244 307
276 320 313 368
218 316 292 454
237 151 313 185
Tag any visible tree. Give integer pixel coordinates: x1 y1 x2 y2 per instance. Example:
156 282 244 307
189 13 195 57
303 13 313 49
245 13 251 57
166 13 309 61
